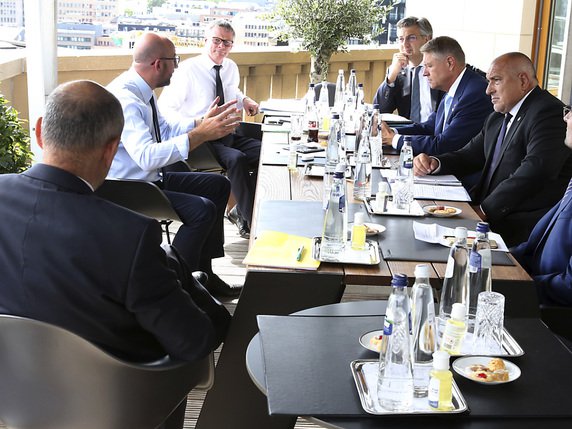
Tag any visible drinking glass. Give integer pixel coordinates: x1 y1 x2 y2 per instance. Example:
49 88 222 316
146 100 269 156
472 291 505 355
290 113 304 142
392 176 413 211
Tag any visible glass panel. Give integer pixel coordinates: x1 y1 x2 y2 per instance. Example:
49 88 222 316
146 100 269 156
545 0 571 95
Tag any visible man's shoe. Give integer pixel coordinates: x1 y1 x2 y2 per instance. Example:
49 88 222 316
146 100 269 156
206 274 242 298
191 271 209 286
227 207 250 239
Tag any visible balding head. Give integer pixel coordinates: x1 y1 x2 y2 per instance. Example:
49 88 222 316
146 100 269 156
38 80 124 187
132 32 178 89
486 52 538 113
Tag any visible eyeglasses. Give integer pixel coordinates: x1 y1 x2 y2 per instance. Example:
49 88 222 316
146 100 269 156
398 34 423 44
211 37 234 47
153 55 180 67
564 105 571 119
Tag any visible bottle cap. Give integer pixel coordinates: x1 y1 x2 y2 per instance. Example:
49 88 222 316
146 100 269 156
351 68 356 73
338 69 344 74
309 83 315 88
455 227 468 239
403 135 412 142
331 113 340 119
451 302 466 320
391 273 408 287
476 222 490 233
358 83 364 87
335 163 346 173
414 264 430 279
432 351 450 370
354 212 365 225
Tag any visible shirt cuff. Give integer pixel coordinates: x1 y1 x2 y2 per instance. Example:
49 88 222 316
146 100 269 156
172 133 191 159
391 132 401 149
430 157 442 174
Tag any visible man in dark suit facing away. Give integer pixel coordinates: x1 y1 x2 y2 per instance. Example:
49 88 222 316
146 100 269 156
0 80 230 429
414 52 572 247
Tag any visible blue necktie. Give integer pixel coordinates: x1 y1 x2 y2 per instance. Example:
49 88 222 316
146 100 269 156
410 66 421 123
442 94 453 130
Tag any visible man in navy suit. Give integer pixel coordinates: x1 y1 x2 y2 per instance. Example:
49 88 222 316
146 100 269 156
372 17 444 123
414 52 572 247
511 105 572 306
381 36 493 156
0 81 230 428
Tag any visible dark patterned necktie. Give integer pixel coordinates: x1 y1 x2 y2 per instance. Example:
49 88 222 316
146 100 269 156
149 96 161 143
483 113 512 187
214 65 224 106
410 66 421 123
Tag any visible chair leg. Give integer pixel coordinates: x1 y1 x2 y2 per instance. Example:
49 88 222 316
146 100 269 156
162 221 173 244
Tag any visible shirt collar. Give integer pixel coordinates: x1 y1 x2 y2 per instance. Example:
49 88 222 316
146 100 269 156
127 68 154 104
447 67 467 99
509 88 535 117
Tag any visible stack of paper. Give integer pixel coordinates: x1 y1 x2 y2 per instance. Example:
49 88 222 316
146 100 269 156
243 230 321 270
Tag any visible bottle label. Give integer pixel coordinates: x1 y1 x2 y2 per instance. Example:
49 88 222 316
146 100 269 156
428 376 440 408
382 317 393 336
468 250 482 273
338 194 346 213
403 159 413 169
441 322 466 353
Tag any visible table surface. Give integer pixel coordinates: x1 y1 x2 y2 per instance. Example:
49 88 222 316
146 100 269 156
246 301 572 429
252 126 531 285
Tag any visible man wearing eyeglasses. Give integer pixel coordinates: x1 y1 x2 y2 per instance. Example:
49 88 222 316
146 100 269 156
373 17 444 123
106 32 243 298
159 20 261 239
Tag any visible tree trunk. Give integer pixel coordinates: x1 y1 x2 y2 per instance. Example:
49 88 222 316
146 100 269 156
310 49 333 83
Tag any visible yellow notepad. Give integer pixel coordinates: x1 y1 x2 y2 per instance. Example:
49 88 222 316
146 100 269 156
243 231 321 270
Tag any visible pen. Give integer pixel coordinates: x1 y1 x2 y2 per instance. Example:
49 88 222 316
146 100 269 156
295 245 304 261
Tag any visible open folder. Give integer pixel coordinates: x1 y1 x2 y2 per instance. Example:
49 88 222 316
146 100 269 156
243 230 321 270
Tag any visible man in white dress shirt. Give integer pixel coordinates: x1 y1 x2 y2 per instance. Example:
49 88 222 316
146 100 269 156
107 32 242 297
159 20 260 239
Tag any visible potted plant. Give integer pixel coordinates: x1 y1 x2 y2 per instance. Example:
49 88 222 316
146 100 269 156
0 93 33 174
270 0 395 83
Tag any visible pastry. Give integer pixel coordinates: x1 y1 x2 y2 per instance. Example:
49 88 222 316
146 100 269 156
369 334 383 352
468 358 509 382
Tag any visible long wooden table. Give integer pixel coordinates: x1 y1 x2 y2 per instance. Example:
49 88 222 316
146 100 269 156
196 124 535 429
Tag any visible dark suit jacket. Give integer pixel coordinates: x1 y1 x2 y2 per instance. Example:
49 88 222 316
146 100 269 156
0 164 217 362
395 67 493 155
512 191 572 306
373 70 444 119
437 86 572 246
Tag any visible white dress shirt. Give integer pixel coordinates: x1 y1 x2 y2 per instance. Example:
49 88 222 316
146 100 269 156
106 69 195 182
158 53 245 120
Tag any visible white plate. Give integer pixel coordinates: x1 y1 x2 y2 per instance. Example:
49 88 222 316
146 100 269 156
359 329 383 353
423 205 462 217
363 223 386 236
452 356 521 385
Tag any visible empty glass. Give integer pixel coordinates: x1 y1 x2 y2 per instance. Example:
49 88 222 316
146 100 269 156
471 291 505 355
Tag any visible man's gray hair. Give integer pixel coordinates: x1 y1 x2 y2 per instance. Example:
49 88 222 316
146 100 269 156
208 19 235 37
42 80 124 152
397 16 433 38
420 36 466 65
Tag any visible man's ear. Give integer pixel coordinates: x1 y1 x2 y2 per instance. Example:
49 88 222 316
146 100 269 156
35 117 44 149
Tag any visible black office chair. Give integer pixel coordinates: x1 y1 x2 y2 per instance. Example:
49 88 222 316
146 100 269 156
314 82 336 107
95 179 181 244
0 314 214 429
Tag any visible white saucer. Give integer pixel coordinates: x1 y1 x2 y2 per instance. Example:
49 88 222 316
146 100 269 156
452 356 521 385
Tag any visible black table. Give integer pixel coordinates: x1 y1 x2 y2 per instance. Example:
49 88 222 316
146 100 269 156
247 301 572 429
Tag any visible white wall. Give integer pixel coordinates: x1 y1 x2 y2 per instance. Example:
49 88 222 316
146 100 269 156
405 0 537 72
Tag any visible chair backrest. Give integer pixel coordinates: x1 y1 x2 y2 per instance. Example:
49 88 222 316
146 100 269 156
0 314 214 429
95 179 181 223
187 142 225 172
313 82 336 107
236 121 263 141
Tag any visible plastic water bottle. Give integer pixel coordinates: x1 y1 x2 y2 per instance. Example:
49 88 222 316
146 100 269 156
355 83 365 115
318 80 331 131
353 121 372 200
466 222 493 334
394 136 414 209
370 104 383 166
347 68 357 98
378 274 414 412
438 227 469 342
333 69 345 113
305 85 319 143
323 114 342 209
321 164 346 257
410 264 437 398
